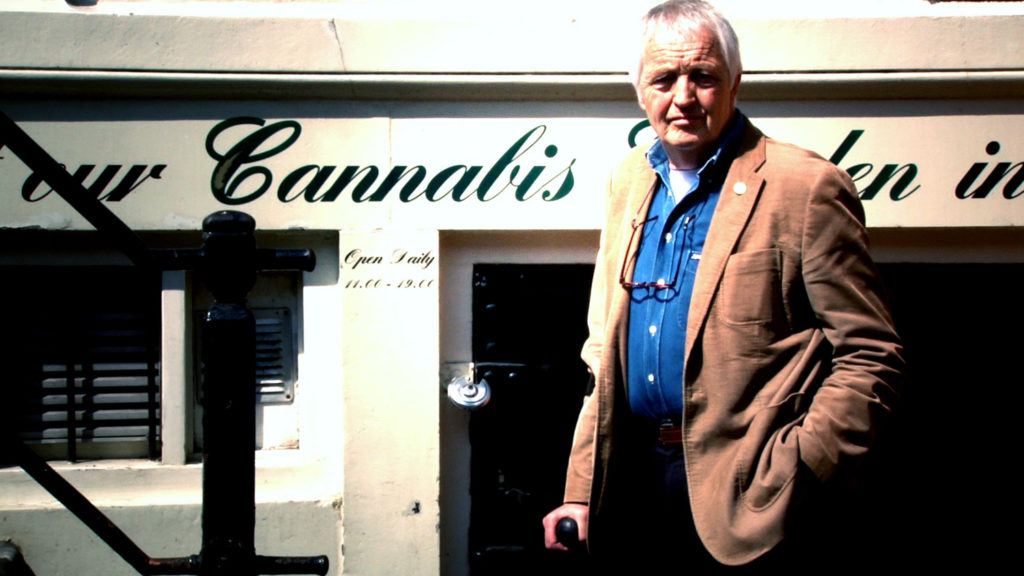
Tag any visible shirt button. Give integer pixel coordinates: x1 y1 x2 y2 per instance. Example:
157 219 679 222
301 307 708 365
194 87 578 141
648 374 655 383
665 232 673 242
649 325 657 336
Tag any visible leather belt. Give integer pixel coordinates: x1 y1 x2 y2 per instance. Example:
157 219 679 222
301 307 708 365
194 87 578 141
657 422 683 445
630 415 683 445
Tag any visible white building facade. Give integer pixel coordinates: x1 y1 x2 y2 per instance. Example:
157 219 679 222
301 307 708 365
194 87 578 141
1 1 1022 574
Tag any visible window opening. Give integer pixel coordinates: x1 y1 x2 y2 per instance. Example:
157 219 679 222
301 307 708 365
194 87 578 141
2 266 161 461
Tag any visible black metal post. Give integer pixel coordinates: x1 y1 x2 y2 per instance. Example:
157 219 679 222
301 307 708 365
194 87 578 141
197 212 259 576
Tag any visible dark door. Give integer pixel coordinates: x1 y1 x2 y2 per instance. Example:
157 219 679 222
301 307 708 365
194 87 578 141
468 263 593 575
860 263 1023 570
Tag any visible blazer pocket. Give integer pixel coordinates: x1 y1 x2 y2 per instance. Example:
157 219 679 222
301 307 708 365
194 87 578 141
737 393 804 512
721 248 783 325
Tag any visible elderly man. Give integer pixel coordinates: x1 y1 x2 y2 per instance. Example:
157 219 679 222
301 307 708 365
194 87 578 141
543 0 904 571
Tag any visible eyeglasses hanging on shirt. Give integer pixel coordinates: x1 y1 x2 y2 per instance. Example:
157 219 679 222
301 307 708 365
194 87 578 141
619 184 709 291
619 215 696 290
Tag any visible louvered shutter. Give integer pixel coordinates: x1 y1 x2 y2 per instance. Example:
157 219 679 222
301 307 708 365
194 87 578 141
3 267 161 461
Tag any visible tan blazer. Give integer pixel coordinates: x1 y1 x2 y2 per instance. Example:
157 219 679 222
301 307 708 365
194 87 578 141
564 120 905 565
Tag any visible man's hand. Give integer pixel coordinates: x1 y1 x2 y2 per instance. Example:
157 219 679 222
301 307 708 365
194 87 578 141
542 503 589 551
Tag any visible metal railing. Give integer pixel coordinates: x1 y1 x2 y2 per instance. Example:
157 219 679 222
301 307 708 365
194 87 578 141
0 109 328 576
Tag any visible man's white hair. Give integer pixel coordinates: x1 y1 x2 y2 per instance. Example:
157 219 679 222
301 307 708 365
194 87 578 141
633 0 743 89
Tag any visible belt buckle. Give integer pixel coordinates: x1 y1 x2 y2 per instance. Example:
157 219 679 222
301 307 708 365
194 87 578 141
657 420 682 445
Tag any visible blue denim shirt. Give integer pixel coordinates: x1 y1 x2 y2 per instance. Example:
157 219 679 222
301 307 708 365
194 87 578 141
626 114 746 420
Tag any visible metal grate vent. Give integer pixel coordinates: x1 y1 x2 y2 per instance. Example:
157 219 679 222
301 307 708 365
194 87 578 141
254 308 296 404
195 307 296 405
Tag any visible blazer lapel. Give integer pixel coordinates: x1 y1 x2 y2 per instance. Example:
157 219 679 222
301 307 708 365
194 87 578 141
685 126 767 363
610 164 658 379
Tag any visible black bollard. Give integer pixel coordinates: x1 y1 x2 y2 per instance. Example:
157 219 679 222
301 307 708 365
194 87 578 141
198 211 259 576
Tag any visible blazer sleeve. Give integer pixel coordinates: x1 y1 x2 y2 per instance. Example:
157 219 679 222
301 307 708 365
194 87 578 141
793 164 905 482
562 165 620 504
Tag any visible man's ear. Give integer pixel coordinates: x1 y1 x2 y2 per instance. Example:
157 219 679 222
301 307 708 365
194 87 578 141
729 73 742 103
635 68 647 111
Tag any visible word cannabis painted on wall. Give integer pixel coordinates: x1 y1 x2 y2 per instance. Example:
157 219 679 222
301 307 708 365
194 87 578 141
205 117 576 206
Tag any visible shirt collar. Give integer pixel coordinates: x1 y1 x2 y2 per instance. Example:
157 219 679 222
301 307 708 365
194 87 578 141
645 110 747 191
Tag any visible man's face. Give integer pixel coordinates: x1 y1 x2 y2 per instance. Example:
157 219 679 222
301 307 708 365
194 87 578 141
637 26 740 169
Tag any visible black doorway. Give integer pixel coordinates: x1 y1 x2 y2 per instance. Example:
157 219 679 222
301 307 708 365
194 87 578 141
857 262 1023 571
468 263 593 575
